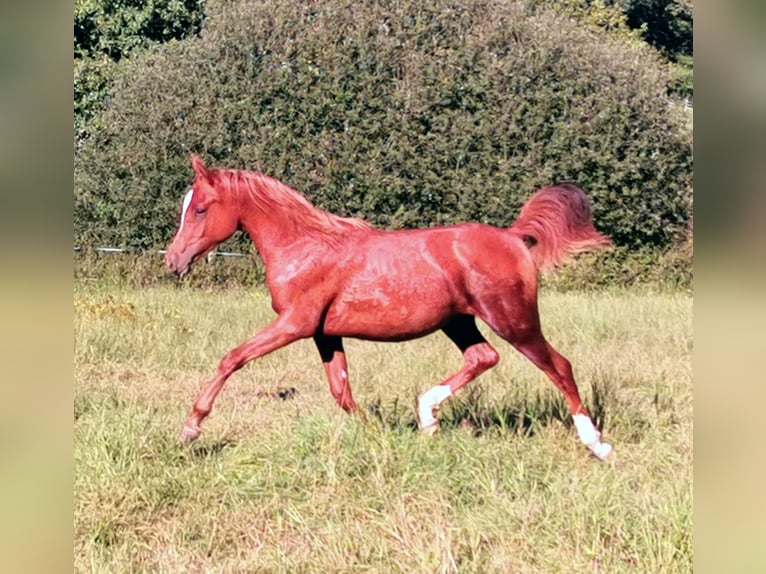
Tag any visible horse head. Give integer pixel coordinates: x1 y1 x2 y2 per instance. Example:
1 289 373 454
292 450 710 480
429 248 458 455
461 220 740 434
165 155 239 277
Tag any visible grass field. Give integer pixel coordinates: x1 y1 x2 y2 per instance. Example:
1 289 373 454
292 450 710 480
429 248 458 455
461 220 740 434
74 282 692 573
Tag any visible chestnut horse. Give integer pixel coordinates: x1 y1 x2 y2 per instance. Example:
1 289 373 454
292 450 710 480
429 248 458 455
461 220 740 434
165 155 614 460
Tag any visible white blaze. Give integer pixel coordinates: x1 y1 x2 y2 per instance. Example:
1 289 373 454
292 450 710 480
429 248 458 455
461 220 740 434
179 189 194 231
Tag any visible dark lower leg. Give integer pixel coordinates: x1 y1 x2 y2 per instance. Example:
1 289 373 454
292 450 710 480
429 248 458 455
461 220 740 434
314 334 357 413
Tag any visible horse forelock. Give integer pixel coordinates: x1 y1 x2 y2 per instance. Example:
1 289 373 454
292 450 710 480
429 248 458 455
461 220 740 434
213 169 371 242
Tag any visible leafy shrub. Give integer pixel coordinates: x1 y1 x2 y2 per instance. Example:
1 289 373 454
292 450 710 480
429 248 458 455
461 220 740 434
75 0 692 254
74 0 205 61
541 237 693 291
74 250 266 289
74 0 205 141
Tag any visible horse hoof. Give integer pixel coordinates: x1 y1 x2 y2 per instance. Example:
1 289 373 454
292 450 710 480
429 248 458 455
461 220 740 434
420 422 440 436
179 424 201 444
590 441 614 461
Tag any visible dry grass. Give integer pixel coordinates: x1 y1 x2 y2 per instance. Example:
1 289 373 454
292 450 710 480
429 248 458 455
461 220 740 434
74 283 692 573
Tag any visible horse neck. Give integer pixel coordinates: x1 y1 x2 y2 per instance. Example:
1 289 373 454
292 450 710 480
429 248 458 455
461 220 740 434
229 172 337 264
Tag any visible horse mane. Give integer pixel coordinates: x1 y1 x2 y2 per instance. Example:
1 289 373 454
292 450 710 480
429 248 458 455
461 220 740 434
212 169 372 242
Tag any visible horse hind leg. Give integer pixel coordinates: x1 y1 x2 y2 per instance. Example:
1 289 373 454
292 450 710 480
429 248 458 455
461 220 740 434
418 315 500 434
508 328 613 460
314 334 357 413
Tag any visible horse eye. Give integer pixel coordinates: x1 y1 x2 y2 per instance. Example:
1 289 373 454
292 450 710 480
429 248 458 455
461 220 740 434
194 207 207 216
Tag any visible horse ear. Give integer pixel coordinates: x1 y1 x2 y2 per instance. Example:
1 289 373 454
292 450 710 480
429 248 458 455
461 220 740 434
190 154 209 181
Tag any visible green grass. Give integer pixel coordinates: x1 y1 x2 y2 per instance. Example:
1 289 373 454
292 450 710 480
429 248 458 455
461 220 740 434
74 283 692 573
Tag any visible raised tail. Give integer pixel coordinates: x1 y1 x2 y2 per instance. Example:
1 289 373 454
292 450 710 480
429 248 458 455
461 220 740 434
509 183 611 273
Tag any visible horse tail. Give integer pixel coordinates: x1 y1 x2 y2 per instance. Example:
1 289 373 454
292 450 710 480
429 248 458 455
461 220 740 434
509 183 612 273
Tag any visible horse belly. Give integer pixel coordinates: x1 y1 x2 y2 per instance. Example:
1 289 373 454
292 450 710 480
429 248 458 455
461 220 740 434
322 276 456 341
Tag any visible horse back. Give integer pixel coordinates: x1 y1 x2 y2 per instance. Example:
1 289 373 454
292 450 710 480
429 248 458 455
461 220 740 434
320 224 536 340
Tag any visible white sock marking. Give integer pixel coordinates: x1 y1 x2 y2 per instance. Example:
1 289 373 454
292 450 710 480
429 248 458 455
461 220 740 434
572 413 599 445
573 413 613 460
179 189 194 231
590 441 613 460
418 385 452 429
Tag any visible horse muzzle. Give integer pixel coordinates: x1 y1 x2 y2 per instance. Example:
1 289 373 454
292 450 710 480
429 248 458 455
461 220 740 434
165 250 190 278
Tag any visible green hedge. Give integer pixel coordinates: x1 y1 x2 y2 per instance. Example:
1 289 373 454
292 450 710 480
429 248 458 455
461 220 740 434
74 0 205 138
74 0 692 255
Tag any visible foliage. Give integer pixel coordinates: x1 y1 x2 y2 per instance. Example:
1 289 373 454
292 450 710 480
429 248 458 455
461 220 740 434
74 0 692 254
617 0 693 98
618 0 692 61
74 0 205 140
668 53 693 100
74 56 115 144
74 0 205 60
541 237 693 292
533 0 692 99
74 250 266 289
531 0 644 42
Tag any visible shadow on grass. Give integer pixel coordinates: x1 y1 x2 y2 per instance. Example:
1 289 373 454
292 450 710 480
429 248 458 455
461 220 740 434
365 382 611 438
189 438 237 458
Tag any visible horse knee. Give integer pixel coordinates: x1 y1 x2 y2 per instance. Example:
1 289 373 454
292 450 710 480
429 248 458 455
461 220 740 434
218 352 246 375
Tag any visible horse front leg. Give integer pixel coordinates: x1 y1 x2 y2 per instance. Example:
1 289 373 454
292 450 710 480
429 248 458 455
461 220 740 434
179 313 312 443
313 334 358 414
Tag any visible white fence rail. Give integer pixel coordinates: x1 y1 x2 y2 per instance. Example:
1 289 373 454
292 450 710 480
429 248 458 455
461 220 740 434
74 246 248 258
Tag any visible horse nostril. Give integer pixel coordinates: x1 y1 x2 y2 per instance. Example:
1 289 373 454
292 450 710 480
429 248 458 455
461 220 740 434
165 252 178 272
